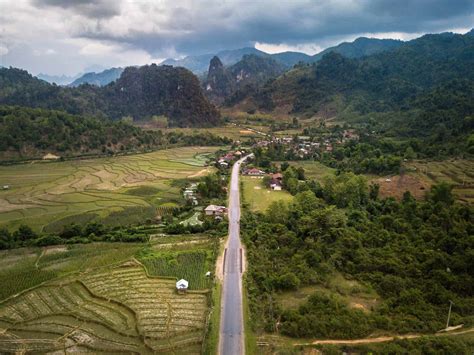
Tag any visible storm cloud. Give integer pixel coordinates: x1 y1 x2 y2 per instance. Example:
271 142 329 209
0 0 473 75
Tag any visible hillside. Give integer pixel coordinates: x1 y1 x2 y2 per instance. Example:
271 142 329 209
104 64 221 126
0 65 220 127
236 31 474 115
311 37 403 62
69 67 124 87
204 54 286 104
0 105 229 161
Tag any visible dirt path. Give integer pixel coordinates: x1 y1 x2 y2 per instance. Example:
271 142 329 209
293 327 474 346
215 238 227 282
189 167 211 178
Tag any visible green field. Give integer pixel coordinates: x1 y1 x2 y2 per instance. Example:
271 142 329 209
0 147 218 231
283 161 336 181
0 236 217 353
242 176 293 211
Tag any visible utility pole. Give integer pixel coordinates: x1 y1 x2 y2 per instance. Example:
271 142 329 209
446 300 454 329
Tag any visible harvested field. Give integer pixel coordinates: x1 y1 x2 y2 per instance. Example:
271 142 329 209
0 147 218 231
372 174 429 200
372 159 474 201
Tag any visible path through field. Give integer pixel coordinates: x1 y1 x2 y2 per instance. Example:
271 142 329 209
289 327 474 346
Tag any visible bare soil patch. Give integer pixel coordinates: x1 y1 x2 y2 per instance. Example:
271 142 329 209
373 174 429 200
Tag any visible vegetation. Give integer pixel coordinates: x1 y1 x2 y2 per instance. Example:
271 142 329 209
313 333 474 354
0 105 231 160
242 174 473 339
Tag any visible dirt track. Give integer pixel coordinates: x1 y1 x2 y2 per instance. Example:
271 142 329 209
294 327 474 346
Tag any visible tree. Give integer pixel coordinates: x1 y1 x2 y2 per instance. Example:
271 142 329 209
14 225 36 242
0 228 11 249
429 182 454 205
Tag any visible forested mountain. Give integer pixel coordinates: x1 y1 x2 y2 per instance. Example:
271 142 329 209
0 64 220 127
103 65 220 126
311 37 403 62
269 31 473 114
160 38 401 75
0 106 229 160
69 67 124 87
204 54 286 104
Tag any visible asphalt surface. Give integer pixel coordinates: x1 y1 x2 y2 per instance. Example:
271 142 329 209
219 156 248 355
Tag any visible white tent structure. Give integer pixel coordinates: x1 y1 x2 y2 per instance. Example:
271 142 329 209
176 279 189 293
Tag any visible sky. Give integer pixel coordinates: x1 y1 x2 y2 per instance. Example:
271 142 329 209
0 0 473 76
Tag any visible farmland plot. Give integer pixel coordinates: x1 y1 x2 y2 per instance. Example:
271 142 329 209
0 146 218 231
0 256 211 353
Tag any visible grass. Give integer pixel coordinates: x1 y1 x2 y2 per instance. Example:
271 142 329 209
0 238 218 353
139 249 213 290
282 160 336 181
0 146 218 231
243 275 258 355
204 282 222 355
241 176 293 212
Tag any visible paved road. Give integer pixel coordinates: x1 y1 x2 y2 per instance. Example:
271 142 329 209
219 156 249 355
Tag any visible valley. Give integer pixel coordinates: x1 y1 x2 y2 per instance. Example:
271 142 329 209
0 9 473 354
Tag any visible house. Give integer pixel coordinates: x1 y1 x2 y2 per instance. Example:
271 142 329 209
243 168 265 176
218 160 229 168
234 150 242 156
2 185 10 190
325 145 333 152
270 181 282 191
271 173 283 182
176 279 189 293
205 205 227 216
183 189 195 198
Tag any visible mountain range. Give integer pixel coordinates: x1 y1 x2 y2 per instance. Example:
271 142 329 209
33 37 405 88
160 37 404 74
68 68 124 87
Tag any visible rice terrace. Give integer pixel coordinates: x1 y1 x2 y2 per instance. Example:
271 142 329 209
0 234 217 353
0 147 218 231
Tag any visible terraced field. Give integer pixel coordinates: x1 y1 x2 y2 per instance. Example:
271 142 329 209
0 240 215 354
407 159 474 203
0 147 218 231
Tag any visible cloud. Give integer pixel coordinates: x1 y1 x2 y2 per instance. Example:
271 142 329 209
0 45 9 56
32 0 121 19
1 0 473 75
